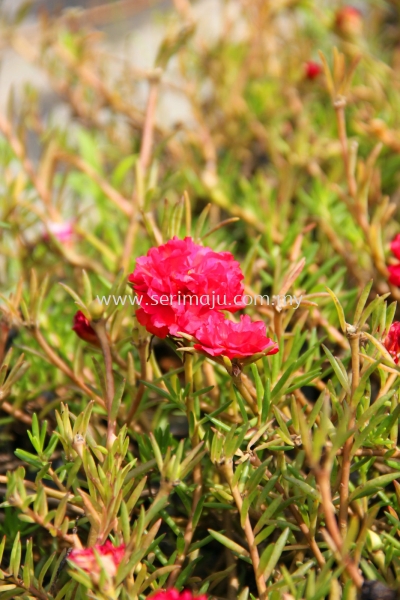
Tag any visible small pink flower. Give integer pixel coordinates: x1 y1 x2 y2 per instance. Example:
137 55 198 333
72 311 99 346
335 6 362 36
44 221 74 244
194 313 278 360
129 237 245 338
69 541 125 578
384 322 400 364
304 61 322 80
148 590 208 600
391 234 400 261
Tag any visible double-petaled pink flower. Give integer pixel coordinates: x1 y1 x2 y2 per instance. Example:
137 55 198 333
149 590 208 600
129 237 245 338
68 541 125 578
388 234 400 286
194 313 278 360
129 237 278 361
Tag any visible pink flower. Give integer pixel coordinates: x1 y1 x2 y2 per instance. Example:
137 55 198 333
129 237 245 338
69 541 125 578
148 590 208 600
388 264 400 287
44 221 74 243
304 61 322 80
388 235 400 286
335 6 362 36
193 313 278 360
391 234 400 260
72 311 99 346
384 322 400 364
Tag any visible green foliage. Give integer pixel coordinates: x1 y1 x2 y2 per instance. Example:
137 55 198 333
1 1 400 599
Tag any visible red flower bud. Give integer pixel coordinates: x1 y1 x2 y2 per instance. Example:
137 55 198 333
72 311 99 346
304 61 322 80
335 6 362 37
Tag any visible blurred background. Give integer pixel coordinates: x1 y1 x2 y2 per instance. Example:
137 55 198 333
0 0 227 125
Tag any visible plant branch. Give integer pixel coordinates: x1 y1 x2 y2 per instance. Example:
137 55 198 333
91 319 116 448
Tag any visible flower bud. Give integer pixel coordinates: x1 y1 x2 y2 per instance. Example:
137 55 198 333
72 311 100 346
335 6 362 38
304 61 322 80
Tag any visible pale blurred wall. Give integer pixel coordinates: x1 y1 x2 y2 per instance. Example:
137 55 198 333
0 0 234 127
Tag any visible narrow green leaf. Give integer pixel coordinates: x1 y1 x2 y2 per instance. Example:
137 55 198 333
349 472 400 502
326 287 347 333
208 529 250 557
322 345 351 394
354 280 373 326
257 527 290 579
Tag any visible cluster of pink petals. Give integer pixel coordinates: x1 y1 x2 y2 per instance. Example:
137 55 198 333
194 313 278 360
388 234 400 286
44 220 74 244
69 541 125 577
149 589 208 600
384 321 400 364
129 237 277 360
129 237 244 338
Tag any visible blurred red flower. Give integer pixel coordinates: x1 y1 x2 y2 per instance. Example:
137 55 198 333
149 590 208 600
384 321 400 364
391 234 400 260
388 265 400 287
335 6 362 36
388 234 400 286
72 310 99 346
44 221 74 244
69 541 125 578
304 61 322 80
194 313 278 360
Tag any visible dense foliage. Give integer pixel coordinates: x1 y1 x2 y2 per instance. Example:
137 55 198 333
1 1 400 599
